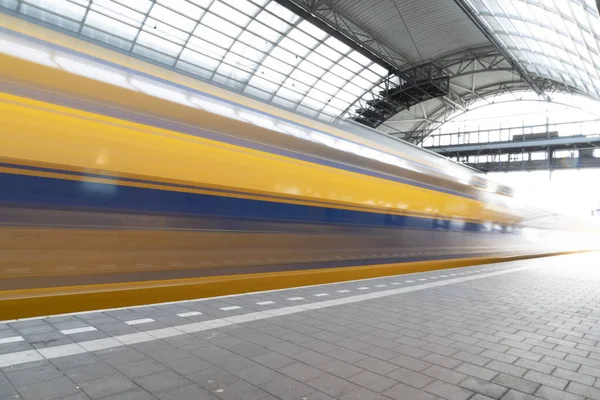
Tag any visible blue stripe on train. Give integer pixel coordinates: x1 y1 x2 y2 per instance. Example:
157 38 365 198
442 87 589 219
0 172 498 232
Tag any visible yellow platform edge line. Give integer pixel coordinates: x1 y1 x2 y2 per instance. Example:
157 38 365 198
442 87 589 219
0 251 584 320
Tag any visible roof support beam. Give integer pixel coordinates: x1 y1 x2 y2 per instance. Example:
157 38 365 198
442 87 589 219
452 0 548 100
273 0 407 78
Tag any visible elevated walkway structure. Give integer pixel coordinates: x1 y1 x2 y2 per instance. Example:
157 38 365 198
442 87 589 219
424 120 600 172
1 253 600 400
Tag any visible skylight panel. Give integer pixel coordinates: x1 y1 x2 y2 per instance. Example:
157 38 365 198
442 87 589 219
221 0 260 17
269 46 301 67
222 51 258 72
230 41 265 63
248 75 279 94
149 4 195 33
92 0 146 25
297 59 325 79
347 51 371 66
297 20 327 40
211 1 252 27
265 1 300 24
187 36 228 59
288 29 318 49
256 10 291 33
314 80 337 96
278 37 310 57
247 19 282 42
136 31 182 57
195 25 235 49
255 65 286 85
306 52 334 70
203 12 242 37
314 44 342 62
289 69 318 86
238 31 273 53
216 63 252 82
338 57 362 73
24 0 87 21
283 77 310 94
157 0 204 20
85 10 139 40
179 48 219 70
276 86 304 102
321 71 346 88
262 56 294 75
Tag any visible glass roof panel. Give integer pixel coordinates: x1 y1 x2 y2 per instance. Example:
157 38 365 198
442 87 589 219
469 0 600 98
3 0 391 119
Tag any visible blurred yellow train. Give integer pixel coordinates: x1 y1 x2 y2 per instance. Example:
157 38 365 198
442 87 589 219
0 18 596 318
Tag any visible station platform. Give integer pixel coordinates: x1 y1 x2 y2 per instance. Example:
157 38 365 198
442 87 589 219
1 253 600 400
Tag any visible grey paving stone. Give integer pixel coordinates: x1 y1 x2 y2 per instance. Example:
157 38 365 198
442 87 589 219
16 376 80 400
485 360 528 377
422 353 462 369
156 384 217 400
565 381 600 398
234 364 282 386
279 362 322 382
392 344 430 359
460 376 508 399
513 359 554 374
388 355 431 372
259 376 314 400
51 353 98 370
326 348 369 363
481 350 519 364
63 361 119 384
251 351 296 369
187 367 238 391
522 370 567 390
382 382 438 400
386 367 434 389
423 379 473 400
339 387 389 400
354 357 398 375
318 359 363 379
347 370 396 392
102 389 156 400
534 385 584 400
492 373 540 394
500 389 543 400
114 359 168 379
455 363 498 381
79 374 137 399
551 367 596 385
422 365 467 384
163 356 211 376
135 370 191 394
291 350 332 366
452 351 491 367
216 379 269 400
306 373 358 397
5 364 64 387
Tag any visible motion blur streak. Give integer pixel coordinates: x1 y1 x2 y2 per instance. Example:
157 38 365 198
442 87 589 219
0 19 598 318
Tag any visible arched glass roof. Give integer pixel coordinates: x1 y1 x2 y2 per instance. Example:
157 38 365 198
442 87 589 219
1 0 388 120
469 0 600 98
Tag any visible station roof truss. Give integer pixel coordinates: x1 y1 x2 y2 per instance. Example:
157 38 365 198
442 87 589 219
1 0 599 144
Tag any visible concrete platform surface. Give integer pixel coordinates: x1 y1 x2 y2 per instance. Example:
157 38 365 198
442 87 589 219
1 252 600 400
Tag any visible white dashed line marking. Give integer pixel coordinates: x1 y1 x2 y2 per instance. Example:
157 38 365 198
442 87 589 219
61 327 97 335
0 337 24 345
314 293 329 297
440 275 448 278
418 278 427 281
177 311 202 317
220 306 241 311
336 290 350 293
287 297 304 301
391 282 401 285
405 280 414 283
430 277 438 279
125 318 155 325
0 262 541 368
256 301 275 305
375 284 387 287
357 287 369 290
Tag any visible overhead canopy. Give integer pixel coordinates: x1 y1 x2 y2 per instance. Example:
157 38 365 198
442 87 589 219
1 0 599 144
